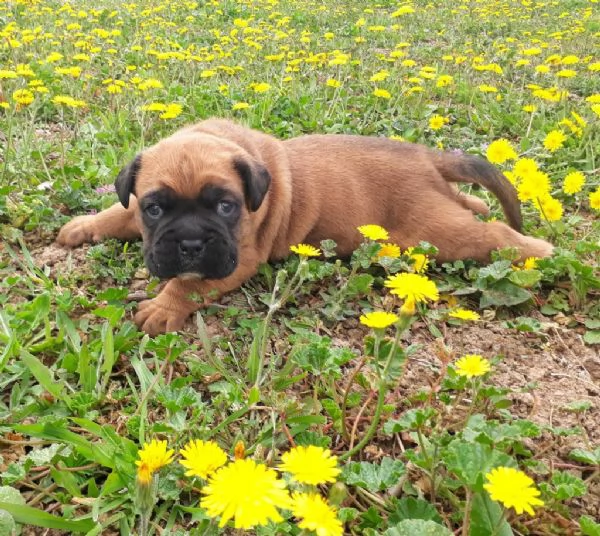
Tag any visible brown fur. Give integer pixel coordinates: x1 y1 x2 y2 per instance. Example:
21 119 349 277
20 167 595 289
57 119 553 335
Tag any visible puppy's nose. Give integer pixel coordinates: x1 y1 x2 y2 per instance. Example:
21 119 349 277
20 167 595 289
179 239 205 256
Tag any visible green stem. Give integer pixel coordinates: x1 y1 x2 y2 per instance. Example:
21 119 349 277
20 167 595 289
340 382 386 461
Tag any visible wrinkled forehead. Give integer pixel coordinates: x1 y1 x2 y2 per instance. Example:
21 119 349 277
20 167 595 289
135 133 246 199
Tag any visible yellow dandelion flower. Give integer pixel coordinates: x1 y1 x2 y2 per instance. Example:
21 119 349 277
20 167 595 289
486 139 517 164
358 224 389 241
588 62 600 72
589 188 600 211
326 78 342 88
484 467 544 516
290 244 321 257
12 89 34 106
454 354 491 378
377 243 401 258
448 309 480 321
135 439 174 483
405 247 429 273
160 103 183 119
232 102 250 110
251 82 271 93
543 130 566 152
179 440 227 479
429 114 447 130
539 196 563 222
373 88 391 99
478 84 498 93
436 74 454 87
562 171 585 195
522 105 537 113
522 257 539 270
142 102 167 112
517 171 550 202
291 493 343 536
513 158 538 179
359 311 399 330
556 69 576 78
200 69 217 78
370 70 390 82
391 5 415 17
0 70 18 79
585 94 600 104
201 458 291 529
52 95 86 108
279 445 340 485
384 273 439 304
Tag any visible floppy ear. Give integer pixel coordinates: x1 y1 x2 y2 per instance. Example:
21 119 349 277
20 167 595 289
233 156 272 212
114 154 141 209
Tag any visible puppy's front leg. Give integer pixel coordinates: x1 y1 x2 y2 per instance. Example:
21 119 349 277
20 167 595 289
134 261 261 336
57 197 141 247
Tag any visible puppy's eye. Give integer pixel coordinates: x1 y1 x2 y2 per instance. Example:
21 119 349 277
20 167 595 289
216 200 237 217
145 204 163 219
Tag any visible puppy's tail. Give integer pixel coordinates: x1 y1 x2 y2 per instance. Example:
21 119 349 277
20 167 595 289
433 151 522 232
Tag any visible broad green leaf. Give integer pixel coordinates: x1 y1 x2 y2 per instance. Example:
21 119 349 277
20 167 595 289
580 515 600 536
508 269 541 288
479 279 532 308
469 492 512 536
343 457 406 492
384 519 452 535
569 448 600 465
443 440 513 489
388 497 442 524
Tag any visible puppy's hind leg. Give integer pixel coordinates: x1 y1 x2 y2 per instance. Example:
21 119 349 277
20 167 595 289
57 196 141 247
413 206 553 263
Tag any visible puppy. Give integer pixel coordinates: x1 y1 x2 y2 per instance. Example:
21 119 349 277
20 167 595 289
57 119 553 334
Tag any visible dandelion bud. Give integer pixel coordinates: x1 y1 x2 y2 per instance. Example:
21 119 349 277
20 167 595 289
234 440 246 460
328 482 348 506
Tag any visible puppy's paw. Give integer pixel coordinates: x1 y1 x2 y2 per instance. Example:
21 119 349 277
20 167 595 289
520 237 554 260
57 215 102 247
134 298 191 336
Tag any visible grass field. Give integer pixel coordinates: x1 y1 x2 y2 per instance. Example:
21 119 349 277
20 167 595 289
1 0 599 534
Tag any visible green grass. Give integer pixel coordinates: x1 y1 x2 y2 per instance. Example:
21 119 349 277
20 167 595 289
0 0 599 534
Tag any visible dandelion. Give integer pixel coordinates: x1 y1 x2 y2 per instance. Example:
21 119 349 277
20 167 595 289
405 247 429 273
377 243 401 258
448 309 480 321
359 311 399 330
513 158 538 179
484 467 544 516
179 440 228 479
517 171 550 202
12 89 35 106
539 196 563 222
436 75 454 87
563 171 585 195
454 354 491 378
391 5 415 16
232 102 250 110
326 78 341 88
290 244 321 257
160 103 182 119
522 104 537 113
251 82 271 93
486 139 517 165
291 492 343 536
516 257 539 270
478 84 498 93
52 95 87 108
429 114 447 130
370 70 389 82
135 439 174 484
589 188 600 211
0 70 18 79
373 88 391 99
384 273 439 315
543 130 566 152
279 445 340 485
142 102 167 112
358 224 389 241
201 458 291 529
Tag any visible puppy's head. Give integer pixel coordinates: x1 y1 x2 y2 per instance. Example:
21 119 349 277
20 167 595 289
115 132 271 280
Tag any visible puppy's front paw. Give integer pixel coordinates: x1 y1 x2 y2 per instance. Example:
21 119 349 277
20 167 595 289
57 215 102 247
520 237 554 260
134 298 191 336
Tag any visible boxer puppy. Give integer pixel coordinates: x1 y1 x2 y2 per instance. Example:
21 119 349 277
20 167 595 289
57 119 553 334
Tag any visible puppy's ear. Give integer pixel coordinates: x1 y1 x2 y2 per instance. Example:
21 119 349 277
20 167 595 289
233 157 271 212
114 154 141 209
